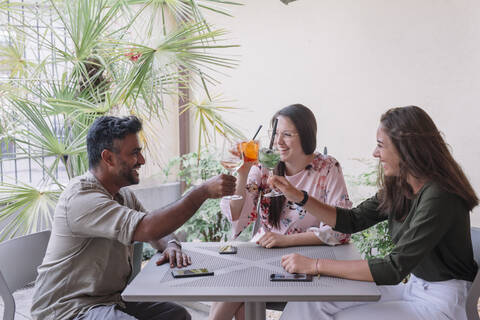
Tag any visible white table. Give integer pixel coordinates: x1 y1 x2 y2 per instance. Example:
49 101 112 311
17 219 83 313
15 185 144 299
122 242 380 320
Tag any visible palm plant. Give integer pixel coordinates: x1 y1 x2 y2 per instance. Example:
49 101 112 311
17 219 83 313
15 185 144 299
0 32 36 79
0 0 243 241
181 95 245 154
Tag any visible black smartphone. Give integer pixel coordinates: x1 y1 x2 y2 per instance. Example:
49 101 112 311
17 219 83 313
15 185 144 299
218 245 237 254
171 268 214 278
270 273 313 282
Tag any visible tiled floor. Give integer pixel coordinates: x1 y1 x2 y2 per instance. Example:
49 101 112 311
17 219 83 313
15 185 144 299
0 287 282 320
0 286 210 320
0 286 35 320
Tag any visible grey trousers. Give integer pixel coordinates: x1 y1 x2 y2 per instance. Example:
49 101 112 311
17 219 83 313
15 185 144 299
74 301 191 320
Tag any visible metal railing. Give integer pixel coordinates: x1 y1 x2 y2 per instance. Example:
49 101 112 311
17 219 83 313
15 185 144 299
0 1 69 185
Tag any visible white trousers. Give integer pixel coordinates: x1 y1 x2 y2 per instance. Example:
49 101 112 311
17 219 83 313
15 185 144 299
280 275 471 320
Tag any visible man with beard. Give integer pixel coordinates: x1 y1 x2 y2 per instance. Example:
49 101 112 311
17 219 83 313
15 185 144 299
31 116 236 320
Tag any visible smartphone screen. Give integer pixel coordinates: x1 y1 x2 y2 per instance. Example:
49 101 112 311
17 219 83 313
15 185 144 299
270 273 313 282
171 268 214 278
218 245 237 254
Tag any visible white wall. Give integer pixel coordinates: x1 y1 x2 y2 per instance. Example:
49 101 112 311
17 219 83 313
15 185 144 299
203 0 480 223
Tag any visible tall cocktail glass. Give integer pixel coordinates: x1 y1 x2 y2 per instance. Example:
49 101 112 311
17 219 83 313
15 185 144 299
239 140 260 162
258 147 282 198
220 139 244 200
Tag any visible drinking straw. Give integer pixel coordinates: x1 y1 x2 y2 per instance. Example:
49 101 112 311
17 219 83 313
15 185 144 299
268 118 278 149
252 125 262 140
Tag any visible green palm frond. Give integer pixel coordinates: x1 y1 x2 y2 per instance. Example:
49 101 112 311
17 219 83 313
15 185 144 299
6 6 71 63
123 0 242 36
156 23 237 67
194 0 244 15
6 73 103 179
8 97 88 180
117 22 238 109
181 96 245 154
9 99 68 156
0 1 26 13
13 68 111 122
0 0 8 9
7 0 125 82
110 58 184 116
55 0 125 60
41 75 112 116
0 32 36 78
48 98 111 116
0 182 60 241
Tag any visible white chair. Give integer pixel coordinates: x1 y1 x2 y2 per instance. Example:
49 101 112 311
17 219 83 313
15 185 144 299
0 230 51 320
130 241 144 283
466 227 480 320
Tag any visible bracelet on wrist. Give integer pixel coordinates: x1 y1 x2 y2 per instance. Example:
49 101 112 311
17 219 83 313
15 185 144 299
295 190 309 207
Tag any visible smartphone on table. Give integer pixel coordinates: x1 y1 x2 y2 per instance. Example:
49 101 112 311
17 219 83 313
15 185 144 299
219 245 237 254
171 268 214 278
270 273 313 282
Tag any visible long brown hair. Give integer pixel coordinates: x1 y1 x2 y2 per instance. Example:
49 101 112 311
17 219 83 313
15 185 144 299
268 104 317 228
378 106 478 220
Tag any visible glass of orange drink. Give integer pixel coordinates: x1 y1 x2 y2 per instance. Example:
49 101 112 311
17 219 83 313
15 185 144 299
239 140 259 162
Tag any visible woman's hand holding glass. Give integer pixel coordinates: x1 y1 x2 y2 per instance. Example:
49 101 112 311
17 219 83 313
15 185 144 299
268 175 304 203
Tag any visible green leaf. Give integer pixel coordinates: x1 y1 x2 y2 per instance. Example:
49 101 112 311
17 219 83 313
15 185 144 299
0 182 60 241
180 96 245 154
0 31 37 78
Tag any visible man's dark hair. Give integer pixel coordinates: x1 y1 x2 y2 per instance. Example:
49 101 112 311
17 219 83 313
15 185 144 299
87 116 142 169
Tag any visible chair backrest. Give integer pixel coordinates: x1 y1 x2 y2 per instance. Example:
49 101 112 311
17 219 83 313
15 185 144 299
129 241 144 284
0 230 51 320
466 227 480 320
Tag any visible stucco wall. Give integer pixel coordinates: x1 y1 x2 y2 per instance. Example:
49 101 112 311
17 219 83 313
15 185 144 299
200 0 480 224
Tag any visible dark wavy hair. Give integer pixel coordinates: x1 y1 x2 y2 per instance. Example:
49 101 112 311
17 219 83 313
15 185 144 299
87 115 142 169
377 106 478 220
268 104 317 228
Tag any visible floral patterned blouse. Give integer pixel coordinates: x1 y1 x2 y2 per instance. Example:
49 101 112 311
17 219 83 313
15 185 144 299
220 153 353 245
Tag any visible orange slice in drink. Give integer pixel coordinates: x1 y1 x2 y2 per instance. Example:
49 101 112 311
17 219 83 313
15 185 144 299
241 140 259 162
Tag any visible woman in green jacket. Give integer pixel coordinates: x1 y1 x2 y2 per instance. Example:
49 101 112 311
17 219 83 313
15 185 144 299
270 105 478 320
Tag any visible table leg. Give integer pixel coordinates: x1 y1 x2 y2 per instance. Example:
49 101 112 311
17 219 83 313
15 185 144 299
244 301 266 320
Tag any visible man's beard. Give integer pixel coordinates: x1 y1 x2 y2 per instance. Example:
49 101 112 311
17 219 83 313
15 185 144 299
119 162 140 185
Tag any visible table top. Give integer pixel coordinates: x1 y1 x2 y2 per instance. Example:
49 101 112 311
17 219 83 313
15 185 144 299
122 242 380 303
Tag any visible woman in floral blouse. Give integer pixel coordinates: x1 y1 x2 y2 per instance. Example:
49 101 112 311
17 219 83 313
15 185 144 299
209 104 352 320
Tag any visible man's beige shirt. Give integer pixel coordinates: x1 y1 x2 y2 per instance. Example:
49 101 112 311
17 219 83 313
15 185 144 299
31 171 147 320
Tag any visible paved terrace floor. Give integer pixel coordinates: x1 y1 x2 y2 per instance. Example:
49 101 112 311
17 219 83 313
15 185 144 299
0 286 283 320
